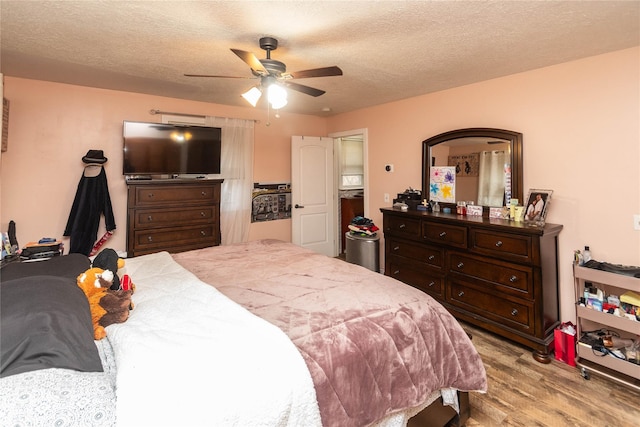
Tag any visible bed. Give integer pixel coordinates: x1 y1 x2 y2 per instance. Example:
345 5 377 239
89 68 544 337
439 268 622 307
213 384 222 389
1 239 486 426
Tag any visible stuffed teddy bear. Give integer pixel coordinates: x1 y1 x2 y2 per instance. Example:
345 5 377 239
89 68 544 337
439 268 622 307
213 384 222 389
77 266 134 340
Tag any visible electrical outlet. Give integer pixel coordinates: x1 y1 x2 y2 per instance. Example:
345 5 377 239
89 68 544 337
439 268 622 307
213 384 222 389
634 214 640 230
384 193 390 203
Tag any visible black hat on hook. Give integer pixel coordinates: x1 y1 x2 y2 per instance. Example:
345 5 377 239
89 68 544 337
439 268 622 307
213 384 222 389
82 149 108 164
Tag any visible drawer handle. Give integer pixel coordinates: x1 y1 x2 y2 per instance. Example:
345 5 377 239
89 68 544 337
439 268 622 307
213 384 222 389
147 193 154 198
439 231 447 238
457 262 464 269
200 211 206 217
428 255 435 261
458 291 465 297
495 240 503 247
399 223 406 229
511 308 519 316
147 236 153 242
393 246 400 251
509 275 518 282
393 270 400 275
200 230 206 236
147 215 153 221
201 191 207 196
428 281 435 287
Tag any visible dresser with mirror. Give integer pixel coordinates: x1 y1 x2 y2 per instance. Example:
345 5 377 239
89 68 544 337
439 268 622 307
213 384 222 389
381 128 562 363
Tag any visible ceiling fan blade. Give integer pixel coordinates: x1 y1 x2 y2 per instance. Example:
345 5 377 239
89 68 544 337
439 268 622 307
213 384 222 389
184 74 255 79
230 48 267 74
288 66 343 79
284 81 326 97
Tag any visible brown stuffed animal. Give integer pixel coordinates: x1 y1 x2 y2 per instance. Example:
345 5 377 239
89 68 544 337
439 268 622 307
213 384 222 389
77 267 134 340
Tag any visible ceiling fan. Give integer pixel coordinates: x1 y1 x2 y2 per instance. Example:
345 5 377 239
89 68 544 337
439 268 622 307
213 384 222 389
184 37 343 109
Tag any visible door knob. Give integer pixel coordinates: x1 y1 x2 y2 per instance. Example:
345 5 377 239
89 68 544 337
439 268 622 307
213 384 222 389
295 204 304 208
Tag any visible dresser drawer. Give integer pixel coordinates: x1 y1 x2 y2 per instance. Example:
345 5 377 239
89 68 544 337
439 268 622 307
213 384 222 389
132 184 219 207
422 222 467 248
132 224 218 252
447 280 534 332
132 206 216 229
387 256 444 299
384 215 421 238
387 238 444 269
470 229 533 264
448 252 533 297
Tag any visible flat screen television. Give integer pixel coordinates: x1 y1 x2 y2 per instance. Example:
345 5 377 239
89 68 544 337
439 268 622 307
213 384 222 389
123 121 222 176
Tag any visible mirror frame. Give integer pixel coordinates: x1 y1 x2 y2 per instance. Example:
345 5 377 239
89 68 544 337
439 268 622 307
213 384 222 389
422 128 523 213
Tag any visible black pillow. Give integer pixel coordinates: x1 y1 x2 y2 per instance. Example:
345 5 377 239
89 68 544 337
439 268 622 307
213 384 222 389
1 253 90 282
1 275 103 378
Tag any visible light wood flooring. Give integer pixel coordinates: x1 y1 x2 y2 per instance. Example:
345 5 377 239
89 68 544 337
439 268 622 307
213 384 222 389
460 322 640 426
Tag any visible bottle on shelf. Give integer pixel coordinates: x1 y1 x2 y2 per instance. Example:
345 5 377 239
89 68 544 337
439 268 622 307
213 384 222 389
583 246 592 263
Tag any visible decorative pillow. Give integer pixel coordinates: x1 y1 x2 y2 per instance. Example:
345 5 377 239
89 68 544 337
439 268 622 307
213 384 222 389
1 275 103 377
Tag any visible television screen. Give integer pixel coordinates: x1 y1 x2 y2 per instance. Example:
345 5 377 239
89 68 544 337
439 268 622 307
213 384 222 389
123 121 221 175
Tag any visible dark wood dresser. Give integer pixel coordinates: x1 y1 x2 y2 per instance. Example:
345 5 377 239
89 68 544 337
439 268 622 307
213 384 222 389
381 208 563 363
126 179 223 257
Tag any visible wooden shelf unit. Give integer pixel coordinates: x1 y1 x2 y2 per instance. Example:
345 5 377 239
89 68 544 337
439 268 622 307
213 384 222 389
573 265 640 389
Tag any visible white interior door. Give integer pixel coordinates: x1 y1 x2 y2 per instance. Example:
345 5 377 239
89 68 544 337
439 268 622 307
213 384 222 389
291 136 335 256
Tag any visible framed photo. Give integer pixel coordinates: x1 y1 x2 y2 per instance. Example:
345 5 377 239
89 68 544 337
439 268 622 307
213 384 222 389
524 189 553 223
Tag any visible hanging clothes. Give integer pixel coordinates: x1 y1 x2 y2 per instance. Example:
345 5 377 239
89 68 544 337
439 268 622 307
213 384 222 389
63 164 116 256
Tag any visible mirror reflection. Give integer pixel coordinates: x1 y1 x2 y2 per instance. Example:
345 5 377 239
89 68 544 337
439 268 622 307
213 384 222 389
422 129 523 209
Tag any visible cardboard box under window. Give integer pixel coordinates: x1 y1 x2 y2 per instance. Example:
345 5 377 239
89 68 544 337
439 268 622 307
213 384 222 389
554 322 577 366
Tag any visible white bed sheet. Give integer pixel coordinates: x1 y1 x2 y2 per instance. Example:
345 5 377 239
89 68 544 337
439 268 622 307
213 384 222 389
108 251 322 427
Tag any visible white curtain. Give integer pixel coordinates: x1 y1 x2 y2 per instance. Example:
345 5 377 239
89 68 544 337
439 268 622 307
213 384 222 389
477 150 508 206
204 116 254 245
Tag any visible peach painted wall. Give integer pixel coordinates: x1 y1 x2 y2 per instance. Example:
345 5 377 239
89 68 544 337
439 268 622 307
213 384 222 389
327 47 640 322
0 78 326 252
2 48 638 323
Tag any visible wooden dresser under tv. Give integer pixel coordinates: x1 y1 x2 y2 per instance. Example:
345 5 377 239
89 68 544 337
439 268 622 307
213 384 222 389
126 179 223 257
381 207 563 363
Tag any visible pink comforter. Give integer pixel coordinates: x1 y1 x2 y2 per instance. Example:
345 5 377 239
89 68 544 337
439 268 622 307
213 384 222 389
173 239 486 427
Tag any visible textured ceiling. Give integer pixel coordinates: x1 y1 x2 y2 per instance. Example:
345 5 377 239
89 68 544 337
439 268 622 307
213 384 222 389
1 1 639 116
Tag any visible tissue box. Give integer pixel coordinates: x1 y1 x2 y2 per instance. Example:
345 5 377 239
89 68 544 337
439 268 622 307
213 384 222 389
489 207 509 219
466 205 483 216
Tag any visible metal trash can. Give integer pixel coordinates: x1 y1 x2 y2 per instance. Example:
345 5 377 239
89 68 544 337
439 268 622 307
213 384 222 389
345 232 380 272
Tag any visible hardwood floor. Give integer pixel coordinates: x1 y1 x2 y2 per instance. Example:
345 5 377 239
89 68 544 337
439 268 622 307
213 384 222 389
461 322 640 426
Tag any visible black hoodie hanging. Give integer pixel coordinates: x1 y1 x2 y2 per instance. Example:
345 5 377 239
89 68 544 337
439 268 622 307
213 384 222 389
63 150 116 255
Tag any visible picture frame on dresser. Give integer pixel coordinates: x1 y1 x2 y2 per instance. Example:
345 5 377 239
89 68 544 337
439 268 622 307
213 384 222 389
524 189 552 223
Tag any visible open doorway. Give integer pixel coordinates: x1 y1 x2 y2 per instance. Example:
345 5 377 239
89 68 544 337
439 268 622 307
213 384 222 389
330 129 368 256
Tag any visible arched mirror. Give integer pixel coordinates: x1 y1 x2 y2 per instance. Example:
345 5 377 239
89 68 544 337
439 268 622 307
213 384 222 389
422 128 523 211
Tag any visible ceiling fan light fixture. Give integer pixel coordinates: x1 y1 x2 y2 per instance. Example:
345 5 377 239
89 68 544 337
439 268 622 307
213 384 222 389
242 86 262 107
268 83 288 109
